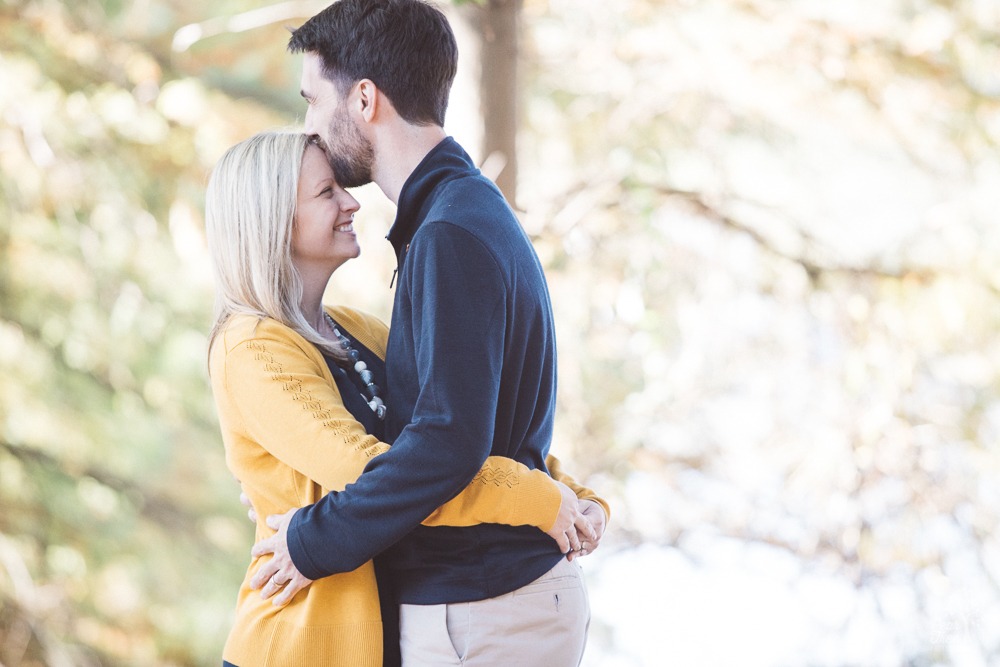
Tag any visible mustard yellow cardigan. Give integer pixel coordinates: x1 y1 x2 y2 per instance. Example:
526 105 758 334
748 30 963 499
209 305 608 667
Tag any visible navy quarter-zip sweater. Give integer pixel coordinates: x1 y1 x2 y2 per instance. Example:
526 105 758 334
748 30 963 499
288 137 564 603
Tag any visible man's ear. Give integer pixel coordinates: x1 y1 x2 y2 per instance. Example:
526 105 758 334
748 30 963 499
356 79 378 122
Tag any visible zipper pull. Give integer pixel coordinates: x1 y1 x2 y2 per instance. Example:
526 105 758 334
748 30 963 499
389 244 409 288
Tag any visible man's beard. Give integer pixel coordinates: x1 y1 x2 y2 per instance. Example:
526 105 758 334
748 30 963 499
325 108 374 188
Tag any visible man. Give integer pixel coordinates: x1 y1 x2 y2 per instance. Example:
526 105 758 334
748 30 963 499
250 1 607 664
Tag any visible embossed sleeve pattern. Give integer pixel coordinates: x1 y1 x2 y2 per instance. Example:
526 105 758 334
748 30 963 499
422 456 561 529
223 334 390 494
422 454 610 531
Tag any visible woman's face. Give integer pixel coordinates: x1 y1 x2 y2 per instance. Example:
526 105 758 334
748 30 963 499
292 143 361 273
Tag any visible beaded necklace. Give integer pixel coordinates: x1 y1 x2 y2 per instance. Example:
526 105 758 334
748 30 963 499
324 313 387 421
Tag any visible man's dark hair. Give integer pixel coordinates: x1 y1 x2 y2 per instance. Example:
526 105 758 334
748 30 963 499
289 0 458 127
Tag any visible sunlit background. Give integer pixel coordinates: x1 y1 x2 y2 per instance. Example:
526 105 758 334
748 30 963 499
2 0 1000 665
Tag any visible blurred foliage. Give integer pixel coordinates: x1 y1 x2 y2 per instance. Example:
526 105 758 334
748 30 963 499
0 0 312 664
3 0 1000 664
518 0 1000 663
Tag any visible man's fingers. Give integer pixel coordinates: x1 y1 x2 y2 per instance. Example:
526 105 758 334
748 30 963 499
266 508 296 531
251 535 277 559
260 572 288 600
249 560 279 590
272 577 309 607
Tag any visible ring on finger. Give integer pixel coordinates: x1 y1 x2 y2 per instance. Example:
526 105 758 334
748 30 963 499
271 574 289 587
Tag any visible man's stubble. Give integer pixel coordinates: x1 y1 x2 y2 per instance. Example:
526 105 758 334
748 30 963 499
325 104 375 189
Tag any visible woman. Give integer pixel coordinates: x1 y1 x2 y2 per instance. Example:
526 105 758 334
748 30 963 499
204 130 608 666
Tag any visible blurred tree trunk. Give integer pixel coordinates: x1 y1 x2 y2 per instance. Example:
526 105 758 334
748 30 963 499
463 0 521 207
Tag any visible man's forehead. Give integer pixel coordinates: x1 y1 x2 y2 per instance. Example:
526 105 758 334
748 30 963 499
302 52 322 73
300 55 334 96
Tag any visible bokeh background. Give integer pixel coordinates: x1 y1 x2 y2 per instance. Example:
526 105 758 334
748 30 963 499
2 0 1000 665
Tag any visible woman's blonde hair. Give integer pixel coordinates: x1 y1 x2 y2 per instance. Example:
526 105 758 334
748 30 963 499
205 130 344 361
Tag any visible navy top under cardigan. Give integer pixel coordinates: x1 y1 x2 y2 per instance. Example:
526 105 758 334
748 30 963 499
322 334 400 667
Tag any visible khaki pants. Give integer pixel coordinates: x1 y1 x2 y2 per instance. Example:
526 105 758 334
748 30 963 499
399 558 590 666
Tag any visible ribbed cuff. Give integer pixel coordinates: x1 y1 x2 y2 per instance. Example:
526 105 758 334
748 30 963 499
288 505 327 581
511 468 563 531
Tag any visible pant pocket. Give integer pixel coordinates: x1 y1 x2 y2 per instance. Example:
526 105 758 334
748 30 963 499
400 603 462 666
445 601 471 661
512 558 583 598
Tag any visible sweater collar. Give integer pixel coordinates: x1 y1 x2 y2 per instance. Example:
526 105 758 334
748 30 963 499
386 136 477 257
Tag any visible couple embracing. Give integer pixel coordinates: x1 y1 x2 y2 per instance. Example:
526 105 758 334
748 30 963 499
204 1 609 665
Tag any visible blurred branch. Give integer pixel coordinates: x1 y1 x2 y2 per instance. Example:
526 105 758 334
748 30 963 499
5 316 219 433
0 535 104 666
736 0 1000 107
646 184 941 283
0 594 45 667
848 35 1000 106
0 591 103 667
542 173 941 283
0 440 199 534
172 0 328 52
734 0 999 168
